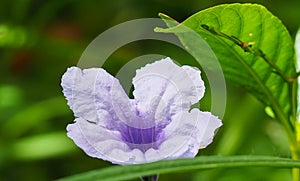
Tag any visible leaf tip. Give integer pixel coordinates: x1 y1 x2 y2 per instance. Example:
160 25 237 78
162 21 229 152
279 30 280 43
158 12 166 18
158 13 179 24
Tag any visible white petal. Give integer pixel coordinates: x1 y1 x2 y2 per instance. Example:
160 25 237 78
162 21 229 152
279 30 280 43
61 67 134 128
67 118 122 161
132 57 205 129
67 118 147 165
146 109 222 161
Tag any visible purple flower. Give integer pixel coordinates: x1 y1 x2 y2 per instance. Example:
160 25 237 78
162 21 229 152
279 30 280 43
61 57 222 165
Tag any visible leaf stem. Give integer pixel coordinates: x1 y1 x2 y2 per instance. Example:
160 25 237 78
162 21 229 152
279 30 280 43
140 174 159 181
201 24 290 82
291 145 300 181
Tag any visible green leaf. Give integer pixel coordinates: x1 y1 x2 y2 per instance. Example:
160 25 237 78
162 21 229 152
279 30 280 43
11 132 76 161
58 156 300 181
2 97 71 137
156 4 296 131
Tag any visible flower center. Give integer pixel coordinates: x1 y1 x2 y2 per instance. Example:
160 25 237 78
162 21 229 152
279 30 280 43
121 124 160 151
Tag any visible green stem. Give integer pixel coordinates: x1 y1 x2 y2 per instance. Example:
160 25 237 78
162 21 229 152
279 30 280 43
201 24 290 82
291 143 300 181
289 65 300 181
140 174 159 181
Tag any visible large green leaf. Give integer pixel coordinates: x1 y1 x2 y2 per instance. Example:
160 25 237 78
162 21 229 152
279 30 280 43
58 156 300 181
156 4 296 129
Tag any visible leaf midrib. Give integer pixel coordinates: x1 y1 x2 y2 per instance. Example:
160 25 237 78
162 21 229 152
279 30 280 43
58 156 300 181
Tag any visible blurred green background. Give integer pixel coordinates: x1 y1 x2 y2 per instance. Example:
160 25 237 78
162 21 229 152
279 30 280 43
0 0 299 181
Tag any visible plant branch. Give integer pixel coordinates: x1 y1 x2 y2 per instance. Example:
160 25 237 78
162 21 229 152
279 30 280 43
201 24 290 82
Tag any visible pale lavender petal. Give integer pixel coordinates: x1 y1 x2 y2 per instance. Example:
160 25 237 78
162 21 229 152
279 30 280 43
144 109 222 162
132 57 205 136
61 67 133 129
182 65 205 100
67 118 146 165
132 58 204 114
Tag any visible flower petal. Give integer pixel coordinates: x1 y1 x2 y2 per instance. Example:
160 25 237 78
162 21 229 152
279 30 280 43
144 109 222 162
67 118 146 165
133 57 204 111
61 67 134 129
132 57 205 133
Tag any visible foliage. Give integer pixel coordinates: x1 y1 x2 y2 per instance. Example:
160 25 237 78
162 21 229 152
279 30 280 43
1 1 300 181
58 156 300 181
